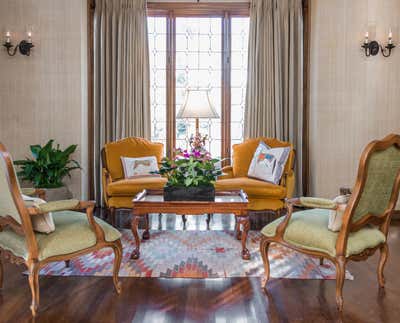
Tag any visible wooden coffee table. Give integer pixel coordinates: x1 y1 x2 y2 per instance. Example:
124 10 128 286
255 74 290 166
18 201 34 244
130 189 250 260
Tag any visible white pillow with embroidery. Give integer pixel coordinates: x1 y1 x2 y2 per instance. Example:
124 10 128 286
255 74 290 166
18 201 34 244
121 156 160 179
22 194 55 234
247 142 290 184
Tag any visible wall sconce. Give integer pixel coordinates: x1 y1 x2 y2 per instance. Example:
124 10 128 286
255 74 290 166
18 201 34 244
3 31 34 56
361 30 396 58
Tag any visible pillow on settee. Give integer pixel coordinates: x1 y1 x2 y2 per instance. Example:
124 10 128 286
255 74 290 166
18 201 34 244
247 142 290 184
121 156 160 179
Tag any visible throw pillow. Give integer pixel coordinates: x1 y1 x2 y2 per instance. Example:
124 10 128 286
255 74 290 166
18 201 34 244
328 194 351 232
247 142 290 184
121 156 160 178
22 194 55 234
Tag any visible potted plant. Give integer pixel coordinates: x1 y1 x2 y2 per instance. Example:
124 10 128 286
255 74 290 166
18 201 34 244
14 140 81 201
156 134 222 201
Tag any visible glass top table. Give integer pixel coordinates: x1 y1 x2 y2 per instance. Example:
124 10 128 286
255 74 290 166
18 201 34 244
130 189 251 260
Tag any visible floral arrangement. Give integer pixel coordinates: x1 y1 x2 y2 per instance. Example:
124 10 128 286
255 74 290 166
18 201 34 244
156 133 222 187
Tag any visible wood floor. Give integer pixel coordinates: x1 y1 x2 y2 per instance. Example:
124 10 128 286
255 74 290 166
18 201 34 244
1 212 400 323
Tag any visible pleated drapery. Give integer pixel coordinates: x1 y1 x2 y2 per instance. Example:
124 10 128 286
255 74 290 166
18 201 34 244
93 0 150 204
244 0 304 194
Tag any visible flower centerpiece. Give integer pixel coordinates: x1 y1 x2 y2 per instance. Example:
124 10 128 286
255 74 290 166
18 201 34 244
156 134 222 201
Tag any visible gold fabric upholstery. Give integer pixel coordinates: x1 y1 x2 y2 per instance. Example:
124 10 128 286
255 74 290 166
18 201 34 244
107 177 167 196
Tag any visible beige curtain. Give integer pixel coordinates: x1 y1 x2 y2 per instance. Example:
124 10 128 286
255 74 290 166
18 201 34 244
93 0 150 204
245 0 303 194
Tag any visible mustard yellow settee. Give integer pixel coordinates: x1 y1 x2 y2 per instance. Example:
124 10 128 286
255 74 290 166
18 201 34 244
215 137 295 212
101 137 167 223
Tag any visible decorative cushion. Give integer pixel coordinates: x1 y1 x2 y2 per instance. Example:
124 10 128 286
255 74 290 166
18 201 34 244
107 176 167 196
248 142 290 184
0 211 121 260
214 177 286 199
261 209 386 257
121 156 159 179
328 195 351 232
22 194 55 234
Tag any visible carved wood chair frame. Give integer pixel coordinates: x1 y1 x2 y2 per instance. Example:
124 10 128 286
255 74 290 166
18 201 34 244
0 143 123 317
260 134 400 311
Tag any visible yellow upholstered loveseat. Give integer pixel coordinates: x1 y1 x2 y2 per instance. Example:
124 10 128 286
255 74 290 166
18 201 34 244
101 137 167 223
215 137 295 213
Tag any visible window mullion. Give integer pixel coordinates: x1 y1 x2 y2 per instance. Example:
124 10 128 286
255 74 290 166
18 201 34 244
166 13 176 159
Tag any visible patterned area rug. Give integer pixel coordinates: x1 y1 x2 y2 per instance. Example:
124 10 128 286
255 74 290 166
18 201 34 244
38 230 353 280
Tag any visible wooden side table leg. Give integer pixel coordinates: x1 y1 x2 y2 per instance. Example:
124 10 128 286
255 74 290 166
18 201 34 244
130 215 141 259
239 215 251 260
142 213 150 240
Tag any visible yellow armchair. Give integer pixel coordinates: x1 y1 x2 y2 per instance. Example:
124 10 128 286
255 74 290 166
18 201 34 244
101 137 167 224
215 137 295 213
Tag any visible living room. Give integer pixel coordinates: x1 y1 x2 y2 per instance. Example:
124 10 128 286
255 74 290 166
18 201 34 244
0 0 399 322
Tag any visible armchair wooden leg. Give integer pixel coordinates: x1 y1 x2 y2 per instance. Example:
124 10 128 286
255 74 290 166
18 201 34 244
0 250 3 289
111 240 123 294
142 214 150 240
378 243 389 288
335 256 346 312
28 261 40 317
109 207 116 226
260 238 271 289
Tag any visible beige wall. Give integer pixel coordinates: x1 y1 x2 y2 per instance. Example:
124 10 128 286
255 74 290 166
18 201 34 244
309 0 400 199
0 0 88 199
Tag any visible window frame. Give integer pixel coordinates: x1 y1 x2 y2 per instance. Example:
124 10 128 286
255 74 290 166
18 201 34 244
147 2 250 162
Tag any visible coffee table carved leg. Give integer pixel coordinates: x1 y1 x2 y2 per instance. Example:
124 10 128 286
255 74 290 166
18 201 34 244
206 213 211 230
131 215 141 259
182 214 187 229
142 213 150 240
235 217 242 240
238 215 250 260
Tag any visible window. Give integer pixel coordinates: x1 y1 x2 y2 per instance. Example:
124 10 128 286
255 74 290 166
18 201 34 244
147 5 249 161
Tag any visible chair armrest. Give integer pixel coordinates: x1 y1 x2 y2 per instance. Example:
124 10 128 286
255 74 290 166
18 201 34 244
219 165 234 179
298 197 337 209
21 188 46 200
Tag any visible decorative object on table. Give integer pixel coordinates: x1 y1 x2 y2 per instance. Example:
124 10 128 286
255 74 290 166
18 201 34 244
14 140 80 201
130 190 250 260
156 135 222 201
36 229 353 280
120 156 160 178
0 143 123 317
260 133 400 312
176 88 219 136
361 30 395 57
3 29 34 56
215 137 295 213
247 141 291 184
101 137 166 226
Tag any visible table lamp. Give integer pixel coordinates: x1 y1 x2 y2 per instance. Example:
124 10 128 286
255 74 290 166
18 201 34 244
177 88 219 136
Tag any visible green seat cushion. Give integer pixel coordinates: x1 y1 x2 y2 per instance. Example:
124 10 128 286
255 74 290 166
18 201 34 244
261 209 386 257
0 211 121 260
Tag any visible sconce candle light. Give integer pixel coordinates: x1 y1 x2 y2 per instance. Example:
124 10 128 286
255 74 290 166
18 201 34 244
361 29 395 58
3 30 34 56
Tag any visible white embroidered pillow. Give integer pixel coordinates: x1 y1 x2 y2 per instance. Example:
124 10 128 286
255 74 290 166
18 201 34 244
22 194 55 234
328 194 351 232
247 142 290 184
121 156 159 179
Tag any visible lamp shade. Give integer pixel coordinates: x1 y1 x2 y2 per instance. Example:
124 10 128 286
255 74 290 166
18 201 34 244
177 89 219 119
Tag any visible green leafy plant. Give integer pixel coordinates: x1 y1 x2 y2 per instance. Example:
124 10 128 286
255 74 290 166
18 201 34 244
14 140 81 188
156 134 222 187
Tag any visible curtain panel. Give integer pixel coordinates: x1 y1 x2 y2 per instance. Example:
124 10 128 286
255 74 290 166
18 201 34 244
244 0 304 194
93 0 150 204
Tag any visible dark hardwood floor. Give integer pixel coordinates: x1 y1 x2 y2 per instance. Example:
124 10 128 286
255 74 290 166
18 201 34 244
1 212 400 323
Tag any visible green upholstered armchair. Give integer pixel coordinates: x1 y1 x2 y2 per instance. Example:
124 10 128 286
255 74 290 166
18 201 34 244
0 143 123 317
260 134 400 311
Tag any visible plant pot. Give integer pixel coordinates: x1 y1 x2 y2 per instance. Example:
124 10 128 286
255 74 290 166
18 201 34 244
43 186 73 201
163 185 215 201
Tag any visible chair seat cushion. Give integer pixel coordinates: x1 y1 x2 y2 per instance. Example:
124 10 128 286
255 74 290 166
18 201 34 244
0 211 121 260
107 177 167 196
261 209 386 257
215 177 286 199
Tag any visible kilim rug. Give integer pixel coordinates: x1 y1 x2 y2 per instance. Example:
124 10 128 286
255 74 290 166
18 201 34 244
38 230 353 280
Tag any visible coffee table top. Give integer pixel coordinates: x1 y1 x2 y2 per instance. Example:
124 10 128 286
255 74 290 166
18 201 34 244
133 189 248 204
